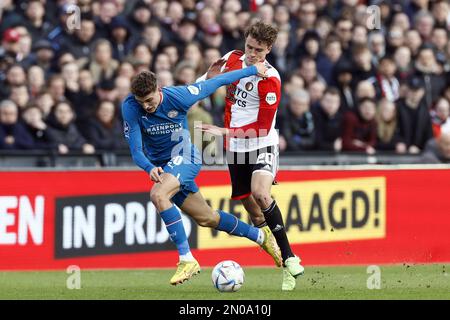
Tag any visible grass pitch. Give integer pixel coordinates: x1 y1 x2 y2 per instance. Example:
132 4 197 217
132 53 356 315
0 264 449 300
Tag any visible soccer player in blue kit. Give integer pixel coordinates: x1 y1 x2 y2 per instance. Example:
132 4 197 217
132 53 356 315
122 62 282 285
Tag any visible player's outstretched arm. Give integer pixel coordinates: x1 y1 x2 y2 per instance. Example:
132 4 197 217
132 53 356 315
186 63 267 105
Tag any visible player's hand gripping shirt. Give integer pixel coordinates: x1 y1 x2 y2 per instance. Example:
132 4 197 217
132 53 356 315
199 50 281 152
121 65 259 173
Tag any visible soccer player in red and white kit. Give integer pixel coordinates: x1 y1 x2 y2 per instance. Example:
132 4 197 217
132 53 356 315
198 21 304 290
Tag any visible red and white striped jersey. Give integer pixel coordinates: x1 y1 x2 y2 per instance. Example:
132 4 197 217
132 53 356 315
205 50 281 152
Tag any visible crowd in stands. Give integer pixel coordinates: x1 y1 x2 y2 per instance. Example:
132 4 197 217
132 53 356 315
1 0 450 163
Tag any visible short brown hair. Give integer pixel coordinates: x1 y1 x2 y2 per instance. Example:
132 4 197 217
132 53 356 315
130 71 157 97
244 21 278 47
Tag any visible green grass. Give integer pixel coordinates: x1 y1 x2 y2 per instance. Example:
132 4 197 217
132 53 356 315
0 264 449 300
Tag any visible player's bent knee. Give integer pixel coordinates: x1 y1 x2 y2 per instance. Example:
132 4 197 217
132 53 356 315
251 189 271 206
150 190 168 208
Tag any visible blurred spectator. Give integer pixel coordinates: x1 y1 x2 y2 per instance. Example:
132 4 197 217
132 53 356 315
153 52 172 74
312 88 343 152
281 89 315 151
322 36 343 85
375 98 407 153
69 14 97 61
140 23 163 54
368 56 400 102
47 4 77 53
127 1 152 36
352 45 376 85
130 43 153 72
333 58 354 112
46 101 95 155
174 61 196 86
397 76 433 154
22 0 52 42
405 29 422 56
413 44 446 108
183 42 203 75
174 17 199 51
114 76 131 107
22 105 57 150
9 84 29 111
109 16 134 62
48 74 66 103
420 131 450 164
431 97 450 138
431 0 450 29
156 70 174 87
73 69 99 131
308 80 326 106
0 100 34 150
89 39 119 85
296 57 325 85
35 91 54 120
96 78 118 103
342 97 377 154
95 0 119 39
368 31 386 67
26 39 55 77
414 10 434 42
0 64 26 100
27 65 46 98
1 28 21 62
355 80 377 102
86 100 127 151
394 46 413 84
117 61 135 80
220 11 242 54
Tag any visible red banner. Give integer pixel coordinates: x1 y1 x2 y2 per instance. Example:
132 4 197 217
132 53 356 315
0 168 449 270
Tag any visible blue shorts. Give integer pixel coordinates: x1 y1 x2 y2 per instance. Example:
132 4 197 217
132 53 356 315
162 155 201 207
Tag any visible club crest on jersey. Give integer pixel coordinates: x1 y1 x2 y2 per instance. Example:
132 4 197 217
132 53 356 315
168 110 178 118
187 85 200 95
266 92 277 105
245 82 254 91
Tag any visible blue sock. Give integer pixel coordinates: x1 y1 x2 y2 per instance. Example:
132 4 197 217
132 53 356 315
216 210 260 243
160 205 190 255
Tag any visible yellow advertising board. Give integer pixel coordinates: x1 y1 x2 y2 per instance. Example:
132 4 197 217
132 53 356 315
199 177 386 249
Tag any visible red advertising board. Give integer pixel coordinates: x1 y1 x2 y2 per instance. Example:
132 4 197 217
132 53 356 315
0 168 449 271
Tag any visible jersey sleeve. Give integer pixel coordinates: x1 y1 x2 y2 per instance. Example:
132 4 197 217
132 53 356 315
121 100 155 173
168 65 258 112
228 76 281 138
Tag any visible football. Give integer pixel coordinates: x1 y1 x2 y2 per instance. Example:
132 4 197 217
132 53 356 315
211 260 245 292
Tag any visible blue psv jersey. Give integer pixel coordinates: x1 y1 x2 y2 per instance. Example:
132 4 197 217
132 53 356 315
121 65 258 173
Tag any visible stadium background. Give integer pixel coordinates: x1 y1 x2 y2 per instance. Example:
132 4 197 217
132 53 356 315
0 0 450 276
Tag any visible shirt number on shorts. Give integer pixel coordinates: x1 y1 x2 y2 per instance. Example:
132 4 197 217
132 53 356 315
167 155 183 168
256 153 274 166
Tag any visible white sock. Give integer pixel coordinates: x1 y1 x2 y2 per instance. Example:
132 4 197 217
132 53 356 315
180 251 195 262
256 229 265 245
